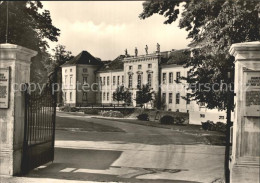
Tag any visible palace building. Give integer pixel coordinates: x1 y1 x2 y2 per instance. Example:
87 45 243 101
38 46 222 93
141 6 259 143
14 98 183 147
61 45 226 124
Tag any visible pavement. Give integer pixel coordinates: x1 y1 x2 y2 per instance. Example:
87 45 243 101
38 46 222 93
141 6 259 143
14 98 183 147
1 112 225 183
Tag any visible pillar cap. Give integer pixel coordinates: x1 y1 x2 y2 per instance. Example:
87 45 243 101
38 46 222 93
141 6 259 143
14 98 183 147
229 41 260 62
229 41 260 56
0 43 38 62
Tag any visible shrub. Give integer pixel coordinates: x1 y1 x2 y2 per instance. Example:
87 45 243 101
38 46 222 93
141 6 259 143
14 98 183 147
201 120 219 131
60 105 71 112
101 111 124 118
84 109 100 115
215 122 226 132
174 116 186 125
70 107 79 112
160 115 174 125
120 108 135 116
137 113 149 121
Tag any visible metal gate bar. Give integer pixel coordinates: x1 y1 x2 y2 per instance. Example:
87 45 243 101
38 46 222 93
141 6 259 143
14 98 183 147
22 84 56 174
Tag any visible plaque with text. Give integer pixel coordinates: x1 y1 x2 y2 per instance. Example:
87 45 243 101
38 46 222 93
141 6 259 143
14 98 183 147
0 68 10 108
244 71 260 116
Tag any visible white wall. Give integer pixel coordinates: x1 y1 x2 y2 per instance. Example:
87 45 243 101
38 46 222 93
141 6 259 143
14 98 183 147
96 70 124 104
62 66 77 106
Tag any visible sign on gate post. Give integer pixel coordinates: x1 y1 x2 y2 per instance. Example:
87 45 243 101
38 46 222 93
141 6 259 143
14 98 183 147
0 67 10 108
244 70 260 116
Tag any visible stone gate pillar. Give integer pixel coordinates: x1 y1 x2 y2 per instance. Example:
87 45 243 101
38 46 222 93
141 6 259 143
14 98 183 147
0 44 37 175
229 41 260 183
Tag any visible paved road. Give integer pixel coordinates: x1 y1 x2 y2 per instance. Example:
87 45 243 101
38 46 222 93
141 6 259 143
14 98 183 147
23 112 225 183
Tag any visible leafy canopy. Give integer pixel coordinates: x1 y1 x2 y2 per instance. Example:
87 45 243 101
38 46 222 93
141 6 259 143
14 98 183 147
0 1 60 83
136 84 154 108
140 0 260 110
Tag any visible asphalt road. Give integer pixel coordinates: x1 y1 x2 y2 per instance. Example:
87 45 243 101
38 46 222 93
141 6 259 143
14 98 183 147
24 112 225 183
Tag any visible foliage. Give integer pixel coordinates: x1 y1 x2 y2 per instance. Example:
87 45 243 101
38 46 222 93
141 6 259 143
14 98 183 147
47 45 73 104
137 113 149 121
160 115 174 125
0 1 60 83
101 111 124 118
175 116 186 125
140 0 260 110
136 84 154 108
113 86 125 104
113 86 133 106
123 88 132 106
84 109 100 115
201 120 226 132
60 105 78 112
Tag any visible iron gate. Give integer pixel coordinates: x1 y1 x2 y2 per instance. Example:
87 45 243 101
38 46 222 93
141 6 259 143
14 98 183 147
22 83 56 173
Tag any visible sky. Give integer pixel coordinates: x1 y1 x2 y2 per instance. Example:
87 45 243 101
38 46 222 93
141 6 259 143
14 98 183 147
42 1 191 61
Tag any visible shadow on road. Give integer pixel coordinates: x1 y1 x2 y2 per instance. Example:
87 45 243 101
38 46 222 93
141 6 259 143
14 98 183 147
23 147 201 183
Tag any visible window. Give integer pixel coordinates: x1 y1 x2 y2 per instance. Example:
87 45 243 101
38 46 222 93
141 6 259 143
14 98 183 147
113 76 116 85
107 76 110 85
129 66 132 70
64 92 67 101
219 116 225 120
65 69 67 73
70 75 73 85
100 92 102 101
107 92 109 101
99 77 102 85
176 93 180 104
70 68 72 72
70 92 72 101
117 76 120 85
103 92 106 100
162 93 166 103
176 72 181 83
128 75 133 88
200 114 205 118
187 93 191 104
83 68 88 72
65 75 67 83
103 77 106 85
137 74 142 88
162 73 166 84
148 64 152 68
122 76 124 84
169 93 173 104
138 65 142 69
83 92 88 101
147 73 152 87
83 77 88 85
169 72 173 83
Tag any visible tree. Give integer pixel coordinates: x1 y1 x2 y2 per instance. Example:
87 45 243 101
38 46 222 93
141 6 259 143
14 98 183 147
47 45 73 104
140 1 260 182
113 86 125 105
135 84 153 108
140 0 260 110
123 88 132 106
0 1 60 83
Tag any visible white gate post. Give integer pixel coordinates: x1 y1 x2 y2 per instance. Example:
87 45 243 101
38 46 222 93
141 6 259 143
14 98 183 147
229 41 260 183
0 44 37 175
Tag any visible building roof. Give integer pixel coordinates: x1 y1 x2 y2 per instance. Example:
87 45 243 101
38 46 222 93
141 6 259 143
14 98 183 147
61 50 103 67
161 49 190 66
97 55 128 72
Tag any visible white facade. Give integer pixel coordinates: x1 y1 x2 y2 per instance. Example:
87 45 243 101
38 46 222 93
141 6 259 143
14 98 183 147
96 70 124 104
61 49 227 124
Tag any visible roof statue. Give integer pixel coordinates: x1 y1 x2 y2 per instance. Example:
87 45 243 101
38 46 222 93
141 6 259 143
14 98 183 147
135 47 138 57
125 49 128 56
145 45 148 55
157 43 160 52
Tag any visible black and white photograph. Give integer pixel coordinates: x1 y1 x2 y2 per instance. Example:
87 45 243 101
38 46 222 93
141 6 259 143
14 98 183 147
0 1 259 183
